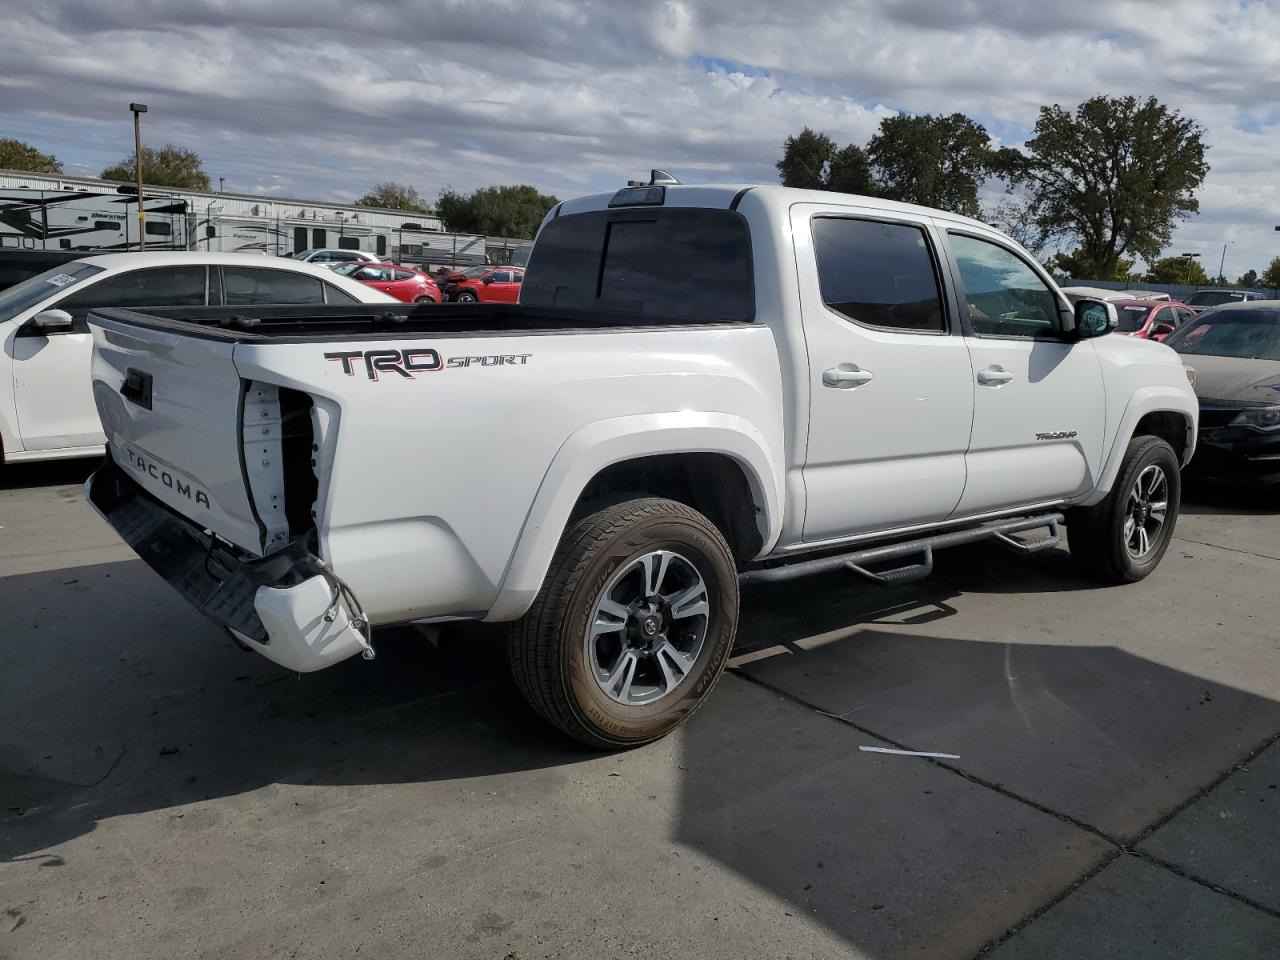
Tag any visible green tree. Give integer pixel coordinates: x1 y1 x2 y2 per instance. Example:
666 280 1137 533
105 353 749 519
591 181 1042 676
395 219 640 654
436 185 559 239
986 194 1047 256
867 113 994 217
1238 269 1259 288
1261 257 1280 290
824 144 876 195
1051 247 1136 281
1000 95 1208 280
101 144 210 190
1146 256 1209 285
776 127 836 190
0 138 62 174
355 181 429 213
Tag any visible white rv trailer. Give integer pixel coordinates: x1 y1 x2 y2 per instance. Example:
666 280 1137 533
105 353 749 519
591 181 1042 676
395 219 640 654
0 171 487 267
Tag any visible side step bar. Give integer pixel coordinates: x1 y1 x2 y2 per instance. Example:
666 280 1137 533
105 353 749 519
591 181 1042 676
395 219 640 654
739 512 1064 587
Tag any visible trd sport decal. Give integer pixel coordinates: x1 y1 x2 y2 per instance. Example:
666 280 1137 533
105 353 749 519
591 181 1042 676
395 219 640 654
324 348 531 381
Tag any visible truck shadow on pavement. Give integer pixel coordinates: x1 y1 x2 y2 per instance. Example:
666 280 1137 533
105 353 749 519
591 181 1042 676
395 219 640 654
2 528 1278 957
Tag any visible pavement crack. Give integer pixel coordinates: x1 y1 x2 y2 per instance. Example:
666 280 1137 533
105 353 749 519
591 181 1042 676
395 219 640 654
1130 849 1280 921
731 669 1119 845
1174 535 1280 562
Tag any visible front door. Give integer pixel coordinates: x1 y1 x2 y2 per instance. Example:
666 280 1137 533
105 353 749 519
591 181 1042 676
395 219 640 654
794 206 976 542
944 231 1105 515
12 265 207 450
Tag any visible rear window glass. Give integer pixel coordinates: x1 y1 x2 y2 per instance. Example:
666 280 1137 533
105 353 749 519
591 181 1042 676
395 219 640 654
522 208 753 322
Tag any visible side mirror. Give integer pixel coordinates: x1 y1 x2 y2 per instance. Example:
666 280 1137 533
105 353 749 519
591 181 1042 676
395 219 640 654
1149 322 1175 339
482 275 494 284
28 309 75 335
1074 299 1117 339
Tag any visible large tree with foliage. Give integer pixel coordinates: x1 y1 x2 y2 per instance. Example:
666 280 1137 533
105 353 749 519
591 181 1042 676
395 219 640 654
868 113 994 217
1051 247 1136 282
435 185 558 239
999 95 1208 281
1237 269 1259 289
776 127 833 189
0 138 63 174
101 144 210 190
776 128 876 194
1261 258 1280 290
1146 256 1209 285
355 181 429 213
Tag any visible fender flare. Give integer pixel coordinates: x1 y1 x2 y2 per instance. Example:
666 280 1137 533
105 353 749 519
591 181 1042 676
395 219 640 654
1080 385 1198 507
483 411 784 622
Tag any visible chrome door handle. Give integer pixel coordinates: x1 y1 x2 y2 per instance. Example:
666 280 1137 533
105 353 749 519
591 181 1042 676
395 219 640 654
976 366 1014 385
823 364 874 388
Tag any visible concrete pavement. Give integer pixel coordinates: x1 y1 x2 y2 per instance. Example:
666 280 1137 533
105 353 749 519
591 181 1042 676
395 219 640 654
1 459 1278 959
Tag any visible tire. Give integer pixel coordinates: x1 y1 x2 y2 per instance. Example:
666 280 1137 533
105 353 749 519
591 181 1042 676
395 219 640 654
455 291 478 303
413 295 437 304
1068 435 1181 583
509 497 739 749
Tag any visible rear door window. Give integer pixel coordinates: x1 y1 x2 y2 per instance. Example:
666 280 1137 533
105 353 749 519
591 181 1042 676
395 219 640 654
811 217 946 333
522 208 753 322
223 267 326 305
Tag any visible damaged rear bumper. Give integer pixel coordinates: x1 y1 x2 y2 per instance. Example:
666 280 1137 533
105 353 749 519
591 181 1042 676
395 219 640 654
87 458 372 672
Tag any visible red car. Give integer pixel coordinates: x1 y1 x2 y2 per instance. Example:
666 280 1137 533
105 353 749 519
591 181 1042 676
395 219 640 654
1112 299 1195 341
337 262 441 303
451 267 524 303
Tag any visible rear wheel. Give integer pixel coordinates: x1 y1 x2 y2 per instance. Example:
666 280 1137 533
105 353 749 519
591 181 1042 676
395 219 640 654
509 498 738 749
1068 435 1180 583
413 295 437 304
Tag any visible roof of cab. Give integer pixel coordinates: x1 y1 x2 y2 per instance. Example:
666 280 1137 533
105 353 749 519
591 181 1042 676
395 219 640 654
556 183 995 233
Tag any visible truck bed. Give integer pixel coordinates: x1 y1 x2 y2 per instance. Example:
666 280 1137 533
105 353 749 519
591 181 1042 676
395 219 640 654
89 303 754 343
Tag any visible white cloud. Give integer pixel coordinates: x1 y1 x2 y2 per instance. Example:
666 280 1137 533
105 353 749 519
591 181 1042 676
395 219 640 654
0 0 1277 276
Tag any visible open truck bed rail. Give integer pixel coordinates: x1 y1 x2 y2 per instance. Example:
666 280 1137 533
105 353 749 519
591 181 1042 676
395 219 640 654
89 302 754 343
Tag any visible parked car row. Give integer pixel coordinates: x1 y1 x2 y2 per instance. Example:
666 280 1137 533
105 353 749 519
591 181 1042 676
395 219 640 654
285 249 526 304
0 252 395 464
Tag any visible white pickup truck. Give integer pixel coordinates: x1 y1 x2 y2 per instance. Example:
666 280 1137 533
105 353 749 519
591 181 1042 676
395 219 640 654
85 182 1199 747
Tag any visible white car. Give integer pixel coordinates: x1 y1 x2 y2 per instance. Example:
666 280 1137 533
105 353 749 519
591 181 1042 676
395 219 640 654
87 182 1198 747
288 249 380 268
0 252 395 464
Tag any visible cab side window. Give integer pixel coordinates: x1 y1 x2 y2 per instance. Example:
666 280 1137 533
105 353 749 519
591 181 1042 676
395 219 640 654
811 217 946 333
56 265 208 331
949 234 1063 340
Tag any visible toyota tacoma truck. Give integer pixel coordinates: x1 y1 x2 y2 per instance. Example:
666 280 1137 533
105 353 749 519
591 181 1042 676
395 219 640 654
85 180 1199 748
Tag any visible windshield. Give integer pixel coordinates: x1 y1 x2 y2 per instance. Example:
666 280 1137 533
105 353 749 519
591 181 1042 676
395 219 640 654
332 263 362 277
1164 309 1280 361
0 262 105 324
455 265 488 279
1115 306 1151 333
1187 291 1240 307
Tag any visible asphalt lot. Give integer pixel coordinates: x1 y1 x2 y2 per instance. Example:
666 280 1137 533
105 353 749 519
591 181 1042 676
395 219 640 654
1 460 1278 960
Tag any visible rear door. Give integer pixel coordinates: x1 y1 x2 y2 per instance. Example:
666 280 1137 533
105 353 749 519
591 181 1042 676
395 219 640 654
12 265 207 450
793 205 975 541
943 230 1105 515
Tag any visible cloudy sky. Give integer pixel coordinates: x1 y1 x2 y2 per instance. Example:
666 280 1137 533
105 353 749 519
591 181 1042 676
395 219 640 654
2 0 1279 276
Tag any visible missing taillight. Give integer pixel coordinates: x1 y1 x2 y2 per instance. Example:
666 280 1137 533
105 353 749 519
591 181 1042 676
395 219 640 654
278 387 318 539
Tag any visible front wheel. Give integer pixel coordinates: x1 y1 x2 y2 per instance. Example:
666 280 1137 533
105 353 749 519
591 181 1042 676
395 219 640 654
455 291 478 303
509 498 739 748
1068 435 1181 583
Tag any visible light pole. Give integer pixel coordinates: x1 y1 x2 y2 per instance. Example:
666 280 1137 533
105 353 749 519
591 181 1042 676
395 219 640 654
1218 242 1231 285
219 177 225 194
1180 252 1200 286
129 102 148 251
